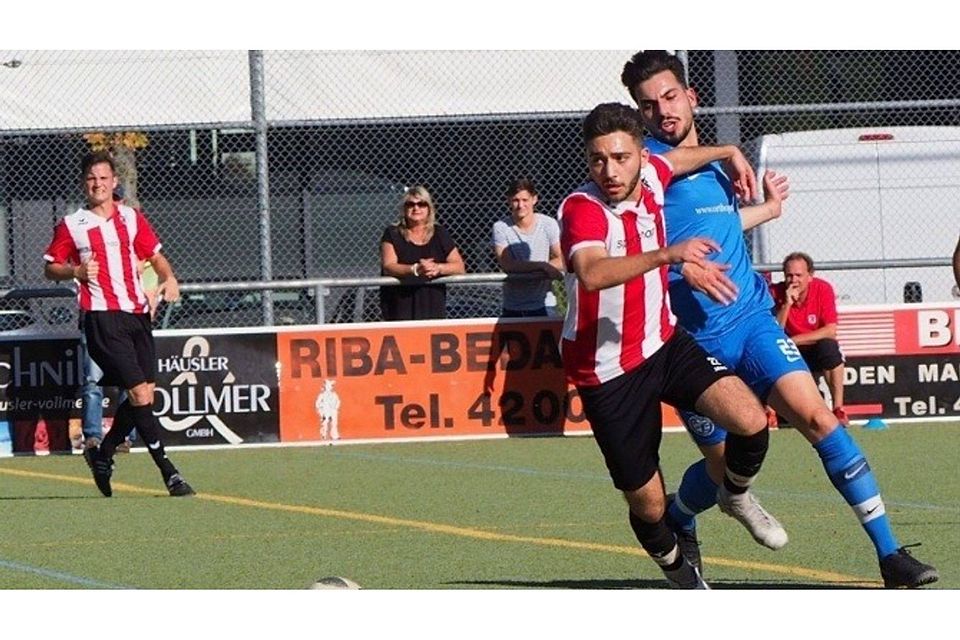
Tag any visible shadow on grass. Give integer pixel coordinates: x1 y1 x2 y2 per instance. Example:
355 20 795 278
0 495 106 501
448 578 870 589
0 493 173 501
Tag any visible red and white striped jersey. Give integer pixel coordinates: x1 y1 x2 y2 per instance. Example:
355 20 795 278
44 204 161 313
558 154 675 387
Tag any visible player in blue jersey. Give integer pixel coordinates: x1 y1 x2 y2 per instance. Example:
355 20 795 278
620 50 939 588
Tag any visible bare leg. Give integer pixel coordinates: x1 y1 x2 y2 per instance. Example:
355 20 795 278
766 371 837 445
824 363 845 410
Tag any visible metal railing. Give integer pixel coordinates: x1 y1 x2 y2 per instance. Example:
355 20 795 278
3 256 957 339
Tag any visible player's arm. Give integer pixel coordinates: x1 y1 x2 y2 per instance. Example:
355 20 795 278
571 237 720 292
45 255 99 283
45 261 79 282
149 252 180 304
43 221 90 282
741 171 790 231
663 144 757 201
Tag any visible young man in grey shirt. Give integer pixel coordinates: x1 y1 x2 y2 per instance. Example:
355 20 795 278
491 178 563 317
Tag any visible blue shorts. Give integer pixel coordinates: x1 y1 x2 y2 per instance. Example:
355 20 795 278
679 310 810 447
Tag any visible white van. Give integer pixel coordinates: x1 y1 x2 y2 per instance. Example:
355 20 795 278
749 126 960 304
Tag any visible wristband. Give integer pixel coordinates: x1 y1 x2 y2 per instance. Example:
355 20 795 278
411 263 420 277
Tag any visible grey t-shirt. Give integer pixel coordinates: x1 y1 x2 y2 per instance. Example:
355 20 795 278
491 213 560 311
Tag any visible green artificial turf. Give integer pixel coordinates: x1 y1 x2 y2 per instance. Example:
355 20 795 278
1 422 956 589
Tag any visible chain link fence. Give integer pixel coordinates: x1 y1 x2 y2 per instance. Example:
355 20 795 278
2 50 958 334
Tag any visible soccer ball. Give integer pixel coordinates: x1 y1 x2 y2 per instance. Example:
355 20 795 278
309 576 361 590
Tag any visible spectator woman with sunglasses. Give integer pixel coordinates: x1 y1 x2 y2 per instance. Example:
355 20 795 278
379 185 465 320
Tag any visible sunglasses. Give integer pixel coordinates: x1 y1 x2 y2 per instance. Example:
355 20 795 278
404 201 429 210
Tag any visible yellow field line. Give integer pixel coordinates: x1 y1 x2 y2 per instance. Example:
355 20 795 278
0 467 879 587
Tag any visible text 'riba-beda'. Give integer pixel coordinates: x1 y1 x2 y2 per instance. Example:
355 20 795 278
287 330 562 379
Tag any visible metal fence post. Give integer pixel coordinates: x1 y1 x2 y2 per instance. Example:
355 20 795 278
249 50 274 325
713 50 741 144
677 50 690 86
315 284 326 324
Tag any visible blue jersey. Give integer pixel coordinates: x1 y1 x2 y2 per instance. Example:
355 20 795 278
645 137 774 340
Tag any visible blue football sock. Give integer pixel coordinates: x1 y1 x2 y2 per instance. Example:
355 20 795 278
814 427 900 558
670 458 718 531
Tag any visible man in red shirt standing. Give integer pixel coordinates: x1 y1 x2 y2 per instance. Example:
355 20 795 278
771 252 848 426
559 103 785 588
44 151 194 498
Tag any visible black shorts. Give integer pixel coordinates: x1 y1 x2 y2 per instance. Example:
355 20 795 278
578 327 733 492
83 311 156 390
799 338 844 373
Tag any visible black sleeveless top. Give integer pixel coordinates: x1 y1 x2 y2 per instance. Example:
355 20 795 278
379 224 457 321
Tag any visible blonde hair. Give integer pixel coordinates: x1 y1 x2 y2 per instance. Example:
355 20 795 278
396 185 436 243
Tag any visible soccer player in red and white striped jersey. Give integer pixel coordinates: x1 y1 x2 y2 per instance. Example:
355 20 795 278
558 155 676 387
558 103 779 588
44 151 194 498
45 191 158 314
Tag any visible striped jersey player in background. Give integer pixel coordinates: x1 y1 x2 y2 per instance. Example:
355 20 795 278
44 150 194 498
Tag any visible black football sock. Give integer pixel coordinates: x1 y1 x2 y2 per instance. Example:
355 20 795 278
723 426 770 494
100 400 136 459
629 511 682 570
131 404 179 482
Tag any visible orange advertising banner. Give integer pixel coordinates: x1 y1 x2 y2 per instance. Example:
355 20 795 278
276 319 682 443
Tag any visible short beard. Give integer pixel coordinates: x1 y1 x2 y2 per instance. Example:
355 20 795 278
651 119 693 147
605 170 642 205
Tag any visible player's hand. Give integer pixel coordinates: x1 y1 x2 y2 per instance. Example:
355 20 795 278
681 261 739 306
77 254 99 282
761 170 790 219
723 148 758 203
667 237 721 269
157 276 180 304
